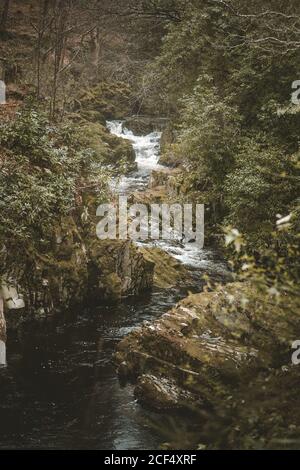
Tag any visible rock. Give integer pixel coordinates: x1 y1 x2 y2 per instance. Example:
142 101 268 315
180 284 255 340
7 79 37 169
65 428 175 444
159 150 182 168
124 116 168 136
129 168 184 207
115 282 300 410
149 168 184 199
117 361 131 378
12 214 154 317
129 185 168 206
134 374 201 411
149 168 182 189
0 281 25 310
88 239 154 302
79 122 136 172
139 247 193 289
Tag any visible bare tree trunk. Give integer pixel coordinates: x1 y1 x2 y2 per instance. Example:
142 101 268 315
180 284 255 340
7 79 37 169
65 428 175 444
51 0 70 120
36 0 50 98
0 0 10 33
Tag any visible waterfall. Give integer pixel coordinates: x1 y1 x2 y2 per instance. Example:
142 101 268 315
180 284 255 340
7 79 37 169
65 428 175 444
107 120 162 195
106 120 124 136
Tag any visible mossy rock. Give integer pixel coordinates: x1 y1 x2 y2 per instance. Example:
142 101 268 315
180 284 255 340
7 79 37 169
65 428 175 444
88 239 154 302
140 247 193 289
116 282 300 411
79 81 131 120
79 122 136 171
22 215 89 312
124 116 168 135
159 150 182 168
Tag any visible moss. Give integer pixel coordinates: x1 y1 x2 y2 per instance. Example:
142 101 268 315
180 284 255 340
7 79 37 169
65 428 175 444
88 239 154 303
79 81 132 120
140 247 193 289
79 122 136 171
124 116 168 135
116 281 300 421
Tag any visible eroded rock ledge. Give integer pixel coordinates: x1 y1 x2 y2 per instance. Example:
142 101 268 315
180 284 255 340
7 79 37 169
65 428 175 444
115 282 300 411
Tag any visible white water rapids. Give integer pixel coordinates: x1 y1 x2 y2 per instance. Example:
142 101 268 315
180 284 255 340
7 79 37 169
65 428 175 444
107 120 164 194
106 120 228 276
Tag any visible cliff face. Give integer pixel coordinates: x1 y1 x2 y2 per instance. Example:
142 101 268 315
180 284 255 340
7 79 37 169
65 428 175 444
115 282 300 411
88 239 154 302
6 216 154 318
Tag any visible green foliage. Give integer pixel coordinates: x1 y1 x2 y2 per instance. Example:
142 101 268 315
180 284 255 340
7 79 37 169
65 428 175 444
79 81 132 120
147 0 300 247
0 108 109 278
178 77 240 193
224 202 300 302
224 138 300 244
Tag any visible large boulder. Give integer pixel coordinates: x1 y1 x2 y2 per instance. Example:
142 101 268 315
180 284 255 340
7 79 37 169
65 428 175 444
78 122 136 172
139 247 193 289
88 239 154 302
115 282 300 411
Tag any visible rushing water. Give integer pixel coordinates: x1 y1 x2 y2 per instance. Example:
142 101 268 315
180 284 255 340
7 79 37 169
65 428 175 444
107 120 164 194
0 120 228 450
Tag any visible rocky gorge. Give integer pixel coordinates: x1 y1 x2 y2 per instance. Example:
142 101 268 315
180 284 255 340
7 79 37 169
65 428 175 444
0 113 299 450
0 113 231 449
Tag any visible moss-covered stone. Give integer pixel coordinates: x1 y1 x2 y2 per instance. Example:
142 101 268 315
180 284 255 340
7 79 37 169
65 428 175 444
124 116 168 135
79 81 131 120
115 282 300 411
79 122 136 171
140 247 193 289
88 239 154 303
159 149 183 168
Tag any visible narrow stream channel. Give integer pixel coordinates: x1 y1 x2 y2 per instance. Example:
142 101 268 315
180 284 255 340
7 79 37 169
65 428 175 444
0 120 228 450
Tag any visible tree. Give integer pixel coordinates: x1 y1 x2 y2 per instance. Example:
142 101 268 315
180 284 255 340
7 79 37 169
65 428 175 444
0 0 10 34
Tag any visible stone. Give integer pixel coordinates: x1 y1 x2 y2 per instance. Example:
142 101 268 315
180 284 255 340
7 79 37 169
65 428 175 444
115 282 300 411
139 247 193 289
134 374 201 410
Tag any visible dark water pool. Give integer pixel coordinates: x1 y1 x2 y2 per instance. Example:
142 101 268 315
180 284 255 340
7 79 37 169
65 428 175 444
0 287 197 450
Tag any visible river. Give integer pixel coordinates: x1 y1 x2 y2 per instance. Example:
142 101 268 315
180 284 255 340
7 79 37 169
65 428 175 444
0 120 227 449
